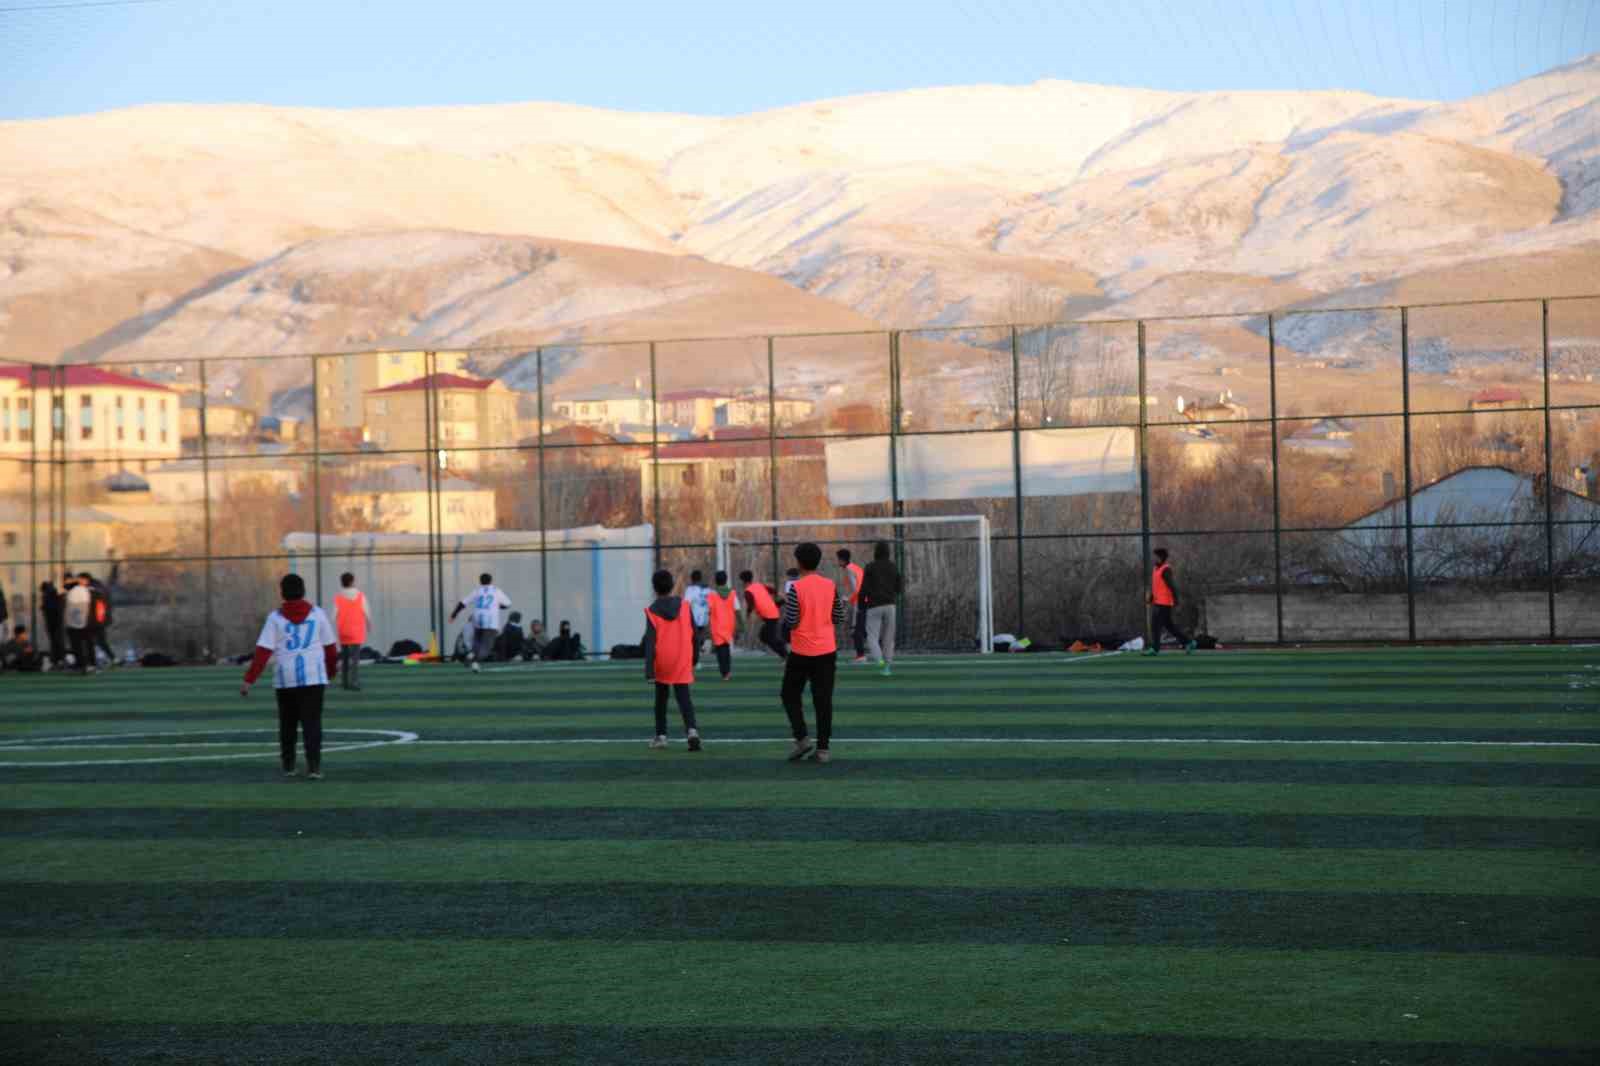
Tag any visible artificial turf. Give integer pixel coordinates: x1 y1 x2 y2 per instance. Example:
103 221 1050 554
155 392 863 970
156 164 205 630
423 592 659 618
1 646 1597 1064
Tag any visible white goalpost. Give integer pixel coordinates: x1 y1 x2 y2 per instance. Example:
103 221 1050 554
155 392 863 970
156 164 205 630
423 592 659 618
716 515 994 654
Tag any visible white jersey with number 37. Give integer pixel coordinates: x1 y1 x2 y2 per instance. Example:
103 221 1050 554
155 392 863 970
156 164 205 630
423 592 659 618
256 607 335 689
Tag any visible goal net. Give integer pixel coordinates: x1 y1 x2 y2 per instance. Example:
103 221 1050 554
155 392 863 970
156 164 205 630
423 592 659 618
716 516 994 654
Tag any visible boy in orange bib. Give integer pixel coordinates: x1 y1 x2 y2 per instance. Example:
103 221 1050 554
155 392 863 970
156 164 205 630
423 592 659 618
707 569 739 681
641 569 703 751
780 543 847 764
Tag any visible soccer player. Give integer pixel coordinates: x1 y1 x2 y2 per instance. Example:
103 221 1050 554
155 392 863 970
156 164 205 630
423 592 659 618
860 540 903 676
707 569 738 681
780 542 846 764
80 572 115 668
684 569 711 666
62 574 92 674
331 572 371 691
739 570 787 658
240 573 338 780
641 569 703 752
836 548 867 663
450 573 512 673
1146 547 1197 655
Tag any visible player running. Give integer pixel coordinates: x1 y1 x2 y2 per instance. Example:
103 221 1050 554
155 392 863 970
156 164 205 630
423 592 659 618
707 570 738 681
739 570 788 658
450 573 512 673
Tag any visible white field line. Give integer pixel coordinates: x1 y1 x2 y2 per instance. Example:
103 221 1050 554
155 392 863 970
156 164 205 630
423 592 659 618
5 727 1599 768
0 729 417 767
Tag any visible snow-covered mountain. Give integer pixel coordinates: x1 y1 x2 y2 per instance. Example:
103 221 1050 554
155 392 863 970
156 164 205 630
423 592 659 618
0 55 1595 364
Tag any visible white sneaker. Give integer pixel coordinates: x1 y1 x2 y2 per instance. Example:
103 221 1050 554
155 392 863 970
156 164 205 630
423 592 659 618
648 735 668 750
471 661 481 673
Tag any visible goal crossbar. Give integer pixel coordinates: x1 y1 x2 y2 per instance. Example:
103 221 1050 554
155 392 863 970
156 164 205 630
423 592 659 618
716 516 994 654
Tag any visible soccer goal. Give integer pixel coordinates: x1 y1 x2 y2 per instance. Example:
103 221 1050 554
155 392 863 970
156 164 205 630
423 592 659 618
716 516 994 654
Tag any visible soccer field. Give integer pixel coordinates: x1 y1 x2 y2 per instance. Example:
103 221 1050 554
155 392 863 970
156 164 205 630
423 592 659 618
2 647 1598 1065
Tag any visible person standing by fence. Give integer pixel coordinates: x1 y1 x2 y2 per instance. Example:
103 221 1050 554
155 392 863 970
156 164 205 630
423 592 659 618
39 581 65 668
860 540 903 676
1145 547 1196 656
63 574 93 674
332 572 371 691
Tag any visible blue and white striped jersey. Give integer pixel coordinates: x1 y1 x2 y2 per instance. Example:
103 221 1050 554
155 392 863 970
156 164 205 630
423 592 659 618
459 585 512 632
255 606 336 689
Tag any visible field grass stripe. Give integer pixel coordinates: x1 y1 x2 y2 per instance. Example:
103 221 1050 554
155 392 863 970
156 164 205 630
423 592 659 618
4 779 1594 818
7 940 1597 1046
5 1023 1592 1066
7 840 1595 896
6 806 1596 849
12 882 1599 955
9 754 1593 787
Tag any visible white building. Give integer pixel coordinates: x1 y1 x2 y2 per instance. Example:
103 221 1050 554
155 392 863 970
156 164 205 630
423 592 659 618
0 365 182 467
330 465 497 535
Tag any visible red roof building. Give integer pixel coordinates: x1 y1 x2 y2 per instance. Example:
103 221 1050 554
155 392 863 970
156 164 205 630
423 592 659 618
368 372 498 395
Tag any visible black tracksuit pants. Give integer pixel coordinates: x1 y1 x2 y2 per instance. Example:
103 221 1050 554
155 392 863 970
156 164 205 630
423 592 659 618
757 618 787 658
1151 605 1190 650
712 642 731 678
67 627 91 672
276 684 325 772
782 650 837 749
653 683 697 736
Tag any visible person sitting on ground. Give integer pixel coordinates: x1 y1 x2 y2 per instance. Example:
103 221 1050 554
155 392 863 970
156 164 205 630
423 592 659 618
524 620 547 661
496 611 527 662
542 620 584 661
0 625 47 672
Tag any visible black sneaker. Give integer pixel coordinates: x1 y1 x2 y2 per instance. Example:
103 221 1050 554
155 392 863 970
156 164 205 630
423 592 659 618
686 734 703 752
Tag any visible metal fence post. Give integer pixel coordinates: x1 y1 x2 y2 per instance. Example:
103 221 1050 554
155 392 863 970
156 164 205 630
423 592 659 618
649 341 661 568
1400 307 1416 642
1543 299 1556 640
310 356 323 609
1010 324 1024 638
198 361 215 661
767 336 780 590
1268 313 1284 645
1137 319 1152 647
537 347 549 634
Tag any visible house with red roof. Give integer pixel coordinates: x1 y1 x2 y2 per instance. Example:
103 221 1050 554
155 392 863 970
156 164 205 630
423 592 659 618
318 349 469 432
362 372 518 470
640 427 827 524
0 364 181 467
1468 387 1531 413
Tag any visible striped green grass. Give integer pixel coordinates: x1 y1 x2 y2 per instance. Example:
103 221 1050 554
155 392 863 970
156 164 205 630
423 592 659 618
2 646 1598 1064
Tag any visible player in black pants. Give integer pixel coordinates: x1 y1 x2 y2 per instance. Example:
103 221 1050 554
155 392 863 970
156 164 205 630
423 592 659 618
780 543 847 764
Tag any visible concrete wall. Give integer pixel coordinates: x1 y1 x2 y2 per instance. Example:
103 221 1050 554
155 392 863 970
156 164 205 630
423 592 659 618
1206 588 1600 642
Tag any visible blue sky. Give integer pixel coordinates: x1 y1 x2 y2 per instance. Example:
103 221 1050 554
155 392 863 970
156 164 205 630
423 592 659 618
1 0 1596 120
